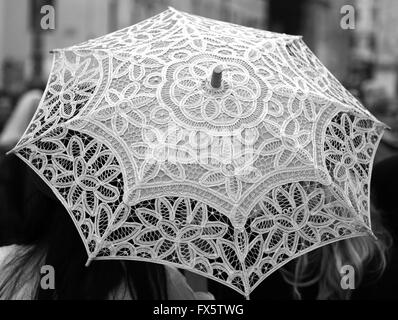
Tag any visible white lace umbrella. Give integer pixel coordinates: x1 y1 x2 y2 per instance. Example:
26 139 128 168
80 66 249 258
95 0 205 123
9 7 386 297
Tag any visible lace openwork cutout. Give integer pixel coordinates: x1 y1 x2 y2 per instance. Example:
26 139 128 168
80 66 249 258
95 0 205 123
10 8 386 297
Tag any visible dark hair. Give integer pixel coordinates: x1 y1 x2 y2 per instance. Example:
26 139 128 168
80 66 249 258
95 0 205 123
0 175 168 300
280 203 392 300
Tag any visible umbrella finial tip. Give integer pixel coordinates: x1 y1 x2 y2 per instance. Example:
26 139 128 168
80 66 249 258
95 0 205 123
213 65 223 74
211 65 223 89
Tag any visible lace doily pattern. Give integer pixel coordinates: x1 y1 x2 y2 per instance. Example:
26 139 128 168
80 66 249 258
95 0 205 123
14 50 102 149
324 112 384 228
65 7 295 52
11 8 386 297
17 129 127 255
161 53 270 129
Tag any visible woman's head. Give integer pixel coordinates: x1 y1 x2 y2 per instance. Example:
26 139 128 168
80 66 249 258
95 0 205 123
0 190 168 299
280 204 392 300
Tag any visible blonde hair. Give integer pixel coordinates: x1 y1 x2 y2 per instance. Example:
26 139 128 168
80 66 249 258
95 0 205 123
280 206 392 299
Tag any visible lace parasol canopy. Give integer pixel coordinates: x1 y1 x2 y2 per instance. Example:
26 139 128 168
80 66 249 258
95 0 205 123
9 7 386 297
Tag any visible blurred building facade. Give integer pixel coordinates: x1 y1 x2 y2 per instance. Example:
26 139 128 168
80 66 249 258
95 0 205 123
0 0 397 123
0 0 266 93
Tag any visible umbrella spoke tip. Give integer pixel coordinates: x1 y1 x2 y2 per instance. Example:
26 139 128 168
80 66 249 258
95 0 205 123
167 6 178 12
5 144 20 156
85 257 93 267
5 148 15 156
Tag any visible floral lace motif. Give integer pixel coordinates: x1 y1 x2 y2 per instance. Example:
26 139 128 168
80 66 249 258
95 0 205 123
12 8 386 296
